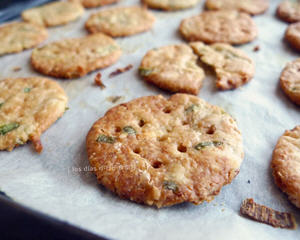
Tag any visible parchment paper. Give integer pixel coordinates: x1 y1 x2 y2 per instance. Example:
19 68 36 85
0 0 299 239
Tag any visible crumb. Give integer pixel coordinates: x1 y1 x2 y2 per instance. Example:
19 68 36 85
247 180 251 184
240 198 297 229
106 96 124 104
12 66 21 72
109 64 133 78
253 45 260 52
30 135 43 153
94 73 106 89
221 209 225 212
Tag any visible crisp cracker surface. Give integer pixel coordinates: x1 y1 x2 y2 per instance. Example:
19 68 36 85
277 0 300 23
0 77 68 152
86 94 244 208
280 59 300 105
285 22 300 52
22 1 84 27
0 22 47 56
190 42 255 90
142 0 199 11
272 126 300 208
139 44 205 95
85 6 155 37
179 10 257 44
31 33 122 79
205 0 269 15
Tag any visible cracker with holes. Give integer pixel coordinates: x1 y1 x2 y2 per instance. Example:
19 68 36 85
142 0 199 11
0 77 68 153
85 6 155 37
271 126 300 208
285 22 300 52
86 94 244 208
277 0 300 23
205 0 269 16
31 33 122 79
179 10 257 44
190 42 255 90
0 22 47 56
22 1 84 27
280 59 300 106
69 0 118 8
139 44 205 95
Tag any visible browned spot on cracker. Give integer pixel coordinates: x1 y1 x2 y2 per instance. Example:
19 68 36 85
94 73 106 89
240 198 297 229
109 64 133 78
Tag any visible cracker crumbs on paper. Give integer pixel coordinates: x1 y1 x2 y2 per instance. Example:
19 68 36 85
94 73 106 89
109 64 133 78
253 45 260 52
12 66 21 72
240 199 297 229
106 96 124 104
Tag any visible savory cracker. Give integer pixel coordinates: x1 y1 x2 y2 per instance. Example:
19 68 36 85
22 1 84 27
0 22 47 56
280 59 300 105
31 33 122 79
205 0 269 15
86 94 244 208
0 77 68 152
70 0 118 8
277 0 300 23
285 22 300 52
85 6 155 37
179 10 257 44
271 126 300 208
142 0 199 11
190 42 255 90
139 44 205 95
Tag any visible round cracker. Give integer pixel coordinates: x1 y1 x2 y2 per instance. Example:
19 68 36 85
272 126 300 208
139 44 205 95
31 33 122 79
22 1 84 27
86 94 244 208
142 0 199 11
285 22 300 52
190 42 255 90
85 6 155 37
277 0 300 23
70 0 118 8
0 77 68 152
0 22 48 56
280 59 300 106
179 10 257 44
205 0 269 15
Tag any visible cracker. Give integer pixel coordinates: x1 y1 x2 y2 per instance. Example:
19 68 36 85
0 77 68 152
205 0 269 15
142 0 199 11
0 22 47 56
139 44 205 95
86 94 244 208
280 59 300 105
285 22 300 52
272 126 300 208
277 0 300 23
31 33 122 79
85 6 155 37
190 42 255 90
179 10 257 44
22 1 84 27
70 0 118 8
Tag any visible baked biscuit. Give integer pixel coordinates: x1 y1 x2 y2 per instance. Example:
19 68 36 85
272 126 300 208
277 0 300 23
0 77 68 152
85 6 155 37
22 1 84 27
179 10 257 44
205 0 269 15
31 33 122 79
86 94 244 208
70 0 118 8
280 59 300 105
285 22 300 52
0 22 47 56
142 0 199 11
190 42 255 90
139 44 205 95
